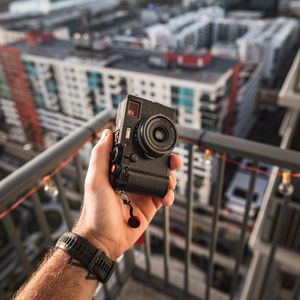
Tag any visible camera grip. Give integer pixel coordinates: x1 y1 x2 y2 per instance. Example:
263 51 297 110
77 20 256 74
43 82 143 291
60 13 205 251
125 169 169 198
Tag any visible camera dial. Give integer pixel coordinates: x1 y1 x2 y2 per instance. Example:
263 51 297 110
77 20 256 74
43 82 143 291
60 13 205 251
137 114 177 159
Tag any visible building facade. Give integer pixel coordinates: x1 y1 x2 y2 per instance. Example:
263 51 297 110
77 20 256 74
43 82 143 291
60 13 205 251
0 30 260 205
145 6 224 51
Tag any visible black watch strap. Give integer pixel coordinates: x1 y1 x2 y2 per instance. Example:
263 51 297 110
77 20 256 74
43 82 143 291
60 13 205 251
56 232 115 284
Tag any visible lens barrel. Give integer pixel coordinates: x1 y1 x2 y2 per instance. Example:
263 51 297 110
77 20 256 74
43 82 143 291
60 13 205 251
137 114 177 159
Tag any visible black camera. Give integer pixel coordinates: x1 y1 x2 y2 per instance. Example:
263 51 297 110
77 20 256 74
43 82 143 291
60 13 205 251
109 95 178 198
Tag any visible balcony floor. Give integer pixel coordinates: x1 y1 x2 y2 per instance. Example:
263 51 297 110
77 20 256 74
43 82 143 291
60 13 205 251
116 278 173 300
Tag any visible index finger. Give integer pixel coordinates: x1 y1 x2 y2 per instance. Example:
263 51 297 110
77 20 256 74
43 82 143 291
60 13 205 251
170 154 183 171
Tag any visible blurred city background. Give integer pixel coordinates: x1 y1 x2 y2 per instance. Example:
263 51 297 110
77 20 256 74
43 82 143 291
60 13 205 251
0 0 300 299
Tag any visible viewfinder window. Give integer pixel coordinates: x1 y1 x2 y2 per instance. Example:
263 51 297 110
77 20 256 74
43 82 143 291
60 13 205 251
128 101 140 118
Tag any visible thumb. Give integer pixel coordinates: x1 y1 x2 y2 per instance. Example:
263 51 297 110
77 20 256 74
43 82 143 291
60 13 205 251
87 129 113 188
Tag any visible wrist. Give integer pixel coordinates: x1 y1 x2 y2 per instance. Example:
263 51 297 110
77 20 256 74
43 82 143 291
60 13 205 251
72 226 116 260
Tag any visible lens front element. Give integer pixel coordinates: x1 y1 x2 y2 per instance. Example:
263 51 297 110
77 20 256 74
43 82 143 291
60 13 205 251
137 114 177 158
154 127 167 142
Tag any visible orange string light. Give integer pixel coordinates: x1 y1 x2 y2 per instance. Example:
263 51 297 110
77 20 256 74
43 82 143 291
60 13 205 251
42 175 52 187
204 149 213 160
0 135 93 220
282 171 291 185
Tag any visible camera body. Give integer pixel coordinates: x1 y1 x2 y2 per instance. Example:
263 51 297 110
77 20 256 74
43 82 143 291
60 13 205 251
109 95 178 198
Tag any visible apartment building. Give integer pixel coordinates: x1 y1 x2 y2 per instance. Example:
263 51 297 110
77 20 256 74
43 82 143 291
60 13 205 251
143 8 298 87
8 0 119 14
213 18 250 44
237 18 299 85
0 0 121 46
211 17 299 86
0 27 25 45
0 28 262 205
145 6 224 51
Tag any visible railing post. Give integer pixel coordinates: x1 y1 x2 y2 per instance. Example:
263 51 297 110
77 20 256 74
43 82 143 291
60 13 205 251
230 162 258 300
205 155 226 300
114 263 122 286
0 286 8 300
31 192 52 246
259 176 294 300
144 229 151 276
74 155 85 196
291 273 300 300
54 172 74 230
123 250 135 281
103 284 111 300
163 206 170 285
115 252 134 284
184 144 194 294
0 211 33 275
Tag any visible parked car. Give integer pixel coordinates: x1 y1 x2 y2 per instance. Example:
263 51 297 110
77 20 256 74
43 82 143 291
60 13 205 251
225 170 268 218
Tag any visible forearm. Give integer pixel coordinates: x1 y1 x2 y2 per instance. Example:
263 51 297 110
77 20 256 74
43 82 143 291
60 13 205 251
13 248 98 300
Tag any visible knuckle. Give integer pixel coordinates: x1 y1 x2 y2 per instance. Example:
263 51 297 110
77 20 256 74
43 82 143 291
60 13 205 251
165 190 174 202
169 174 177 189
85 179 97 191
92 144 101 155
170 190 175 198
172 175 177 185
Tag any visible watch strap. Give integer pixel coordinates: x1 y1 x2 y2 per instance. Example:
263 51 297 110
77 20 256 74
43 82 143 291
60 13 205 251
56 232 115 284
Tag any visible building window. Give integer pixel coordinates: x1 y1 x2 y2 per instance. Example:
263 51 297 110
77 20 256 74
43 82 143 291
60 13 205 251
194 175 204 188
87 71 103 91
185 107 193 114
200 93 210 102
112 94 123 108
171 96 178 105
171 86 178 93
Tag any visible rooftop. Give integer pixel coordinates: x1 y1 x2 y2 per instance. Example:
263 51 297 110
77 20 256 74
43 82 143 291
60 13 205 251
108 52 237 84
9 38 237 84
0 0 120 31
9 0 119 15
10 39 75 60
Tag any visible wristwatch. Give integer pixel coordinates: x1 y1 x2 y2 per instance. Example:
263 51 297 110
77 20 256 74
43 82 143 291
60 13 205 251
56 232 115 284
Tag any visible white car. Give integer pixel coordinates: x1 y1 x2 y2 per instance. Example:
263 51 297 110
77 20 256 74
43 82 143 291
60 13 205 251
225 171 268 218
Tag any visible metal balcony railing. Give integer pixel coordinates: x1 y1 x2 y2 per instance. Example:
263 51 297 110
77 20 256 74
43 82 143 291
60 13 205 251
0 109 300 300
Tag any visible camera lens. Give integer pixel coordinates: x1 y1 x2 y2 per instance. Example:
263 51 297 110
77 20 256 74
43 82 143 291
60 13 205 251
154 127 167 142
137 114 177 159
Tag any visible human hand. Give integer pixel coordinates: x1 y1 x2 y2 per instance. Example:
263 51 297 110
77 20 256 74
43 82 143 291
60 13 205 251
73 129 182 260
